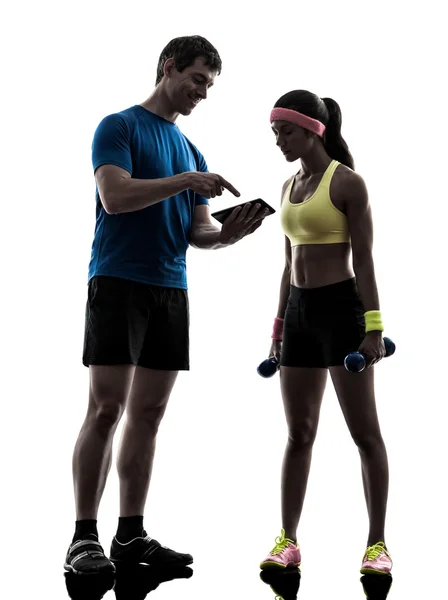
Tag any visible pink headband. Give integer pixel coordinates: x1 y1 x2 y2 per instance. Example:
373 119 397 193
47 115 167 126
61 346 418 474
270 107 326 137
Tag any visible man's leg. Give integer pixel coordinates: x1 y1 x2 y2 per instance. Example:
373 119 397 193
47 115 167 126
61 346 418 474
72 365 135 528
115 367 178 540
109 286 193 567
65 365 135 575
65 276 147 575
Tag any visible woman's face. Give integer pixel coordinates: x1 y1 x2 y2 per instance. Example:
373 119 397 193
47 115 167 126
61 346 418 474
271 119 313 162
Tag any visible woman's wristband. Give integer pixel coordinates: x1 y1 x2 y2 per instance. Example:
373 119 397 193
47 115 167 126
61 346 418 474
364 310 384 333
271 317 284 341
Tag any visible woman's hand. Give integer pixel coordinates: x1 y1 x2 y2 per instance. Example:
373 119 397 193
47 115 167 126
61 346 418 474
357 331 385 368
269 339 282 362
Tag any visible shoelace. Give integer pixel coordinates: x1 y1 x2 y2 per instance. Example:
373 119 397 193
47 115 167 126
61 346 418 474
271 530 295 555
365 542 386 561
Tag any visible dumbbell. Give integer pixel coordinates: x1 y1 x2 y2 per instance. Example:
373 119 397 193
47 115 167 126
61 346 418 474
257 356 280 378
258 337 396 376
344 337 396 373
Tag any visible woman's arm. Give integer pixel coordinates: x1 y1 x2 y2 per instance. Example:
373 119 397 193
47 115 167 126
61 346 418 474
276 235 292 318
343 172 381 316
275 179 293 318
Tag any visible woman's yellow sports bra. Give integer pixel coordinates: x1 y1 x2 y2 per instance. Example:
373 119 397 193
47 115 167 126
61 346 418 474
280 160 350 246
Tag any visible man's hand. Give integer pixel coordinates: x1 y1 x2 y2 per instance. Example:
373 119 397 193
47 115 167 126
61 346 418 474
218 202 269 245
186 172 240 199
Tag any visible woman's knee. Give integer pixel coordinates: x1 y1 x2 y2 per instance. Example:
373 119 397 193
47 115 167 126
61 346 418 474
281 368 326 449
287 418 318 449
352 430 385 454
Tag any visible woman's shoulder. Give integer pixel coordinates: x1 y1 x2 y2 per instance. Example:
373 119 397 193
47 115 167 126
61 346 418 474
334 163 367 197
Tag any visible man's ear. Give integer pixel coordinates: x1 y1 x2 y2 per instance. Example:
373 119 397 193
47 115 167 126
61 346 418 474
163 58 176 78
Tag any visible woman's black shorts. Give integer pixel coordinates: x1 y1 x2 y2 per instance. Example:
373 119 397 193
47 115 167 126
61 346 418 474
280 278 366 369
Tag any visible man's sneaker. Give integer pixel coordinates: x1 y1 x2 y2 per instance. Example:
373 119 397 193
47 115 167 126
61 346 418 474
110 533 193 567
360 541 393 575
64 534 116 575
260 529 301 570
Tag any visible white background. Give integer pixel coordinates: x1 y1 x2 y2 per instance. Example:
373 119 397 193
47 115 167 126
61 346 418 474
2 1 447 598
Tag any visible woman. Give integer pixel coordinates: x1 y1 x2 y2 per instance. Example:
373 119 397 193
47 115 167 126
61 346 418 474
260 90 392 575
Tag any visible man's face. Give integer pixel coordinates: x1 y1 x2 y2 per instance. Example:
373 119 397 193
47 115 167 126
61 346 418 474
167 57 217 115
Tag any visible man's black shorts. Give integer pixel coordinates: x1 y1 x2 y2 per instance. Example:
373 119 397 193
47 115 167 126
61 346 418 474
83 276 189 371
280 277 366 369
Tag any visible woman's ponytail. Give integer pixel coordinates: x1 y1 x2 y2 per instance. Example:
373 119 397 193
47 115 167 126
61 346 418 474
321 97 355 170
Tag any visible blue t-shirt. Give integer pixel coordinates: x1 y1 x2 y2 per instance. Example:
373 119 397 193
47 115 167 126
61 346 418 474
88 105 209 290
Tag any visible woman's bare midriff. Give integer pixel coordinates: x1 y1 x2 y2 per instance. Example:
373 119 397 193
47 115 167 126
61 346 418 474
290 242 354 288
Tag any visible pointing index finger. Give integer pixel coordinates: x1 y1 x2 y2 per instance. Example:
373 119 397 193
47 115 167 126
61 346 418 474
218 176 240 197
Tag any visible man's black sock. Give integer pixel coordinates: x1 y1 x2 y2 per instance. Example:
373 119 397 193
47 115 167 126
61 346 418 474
116 516 145 543
72 519 99 544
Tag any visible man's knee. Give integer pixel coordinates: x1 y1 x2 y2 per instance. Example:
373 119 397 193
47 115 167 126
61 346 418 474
125 367 177 431
92 402 125 429
87 365 134 431
127 402 168 432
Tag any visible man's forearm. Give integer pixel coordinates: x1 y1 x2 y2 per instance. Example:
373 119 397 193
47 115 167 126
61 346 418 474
108 173 190 214
354 259 380 313
189 224 229 250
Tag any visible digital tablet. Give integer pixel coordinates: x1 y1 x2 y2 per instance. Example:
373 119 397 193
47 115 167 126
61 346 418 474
211 198 276 224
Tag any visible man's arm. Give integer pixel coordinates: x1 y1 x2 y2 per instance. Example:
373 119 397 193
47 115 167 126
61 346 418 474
189 204 229 249
97 165 241 215
92 114 239 215
93 113 189 214
187 150 224 247
96 165 191 215
190 200 270 250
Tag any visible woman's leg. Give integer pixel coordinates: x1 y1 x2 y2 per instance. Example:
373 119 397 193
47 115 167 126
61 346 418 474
329 365 389 546
280 366 328 542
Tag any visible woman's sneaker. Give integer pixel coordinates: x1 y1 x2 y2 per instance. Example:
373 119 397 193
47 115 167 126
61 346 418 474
360 541 393 575
260 529 301 570
64 534 116 575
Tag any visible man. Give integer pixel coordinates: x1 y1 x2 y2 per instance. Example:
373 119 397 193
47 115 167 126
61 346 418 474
64 35 267 575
